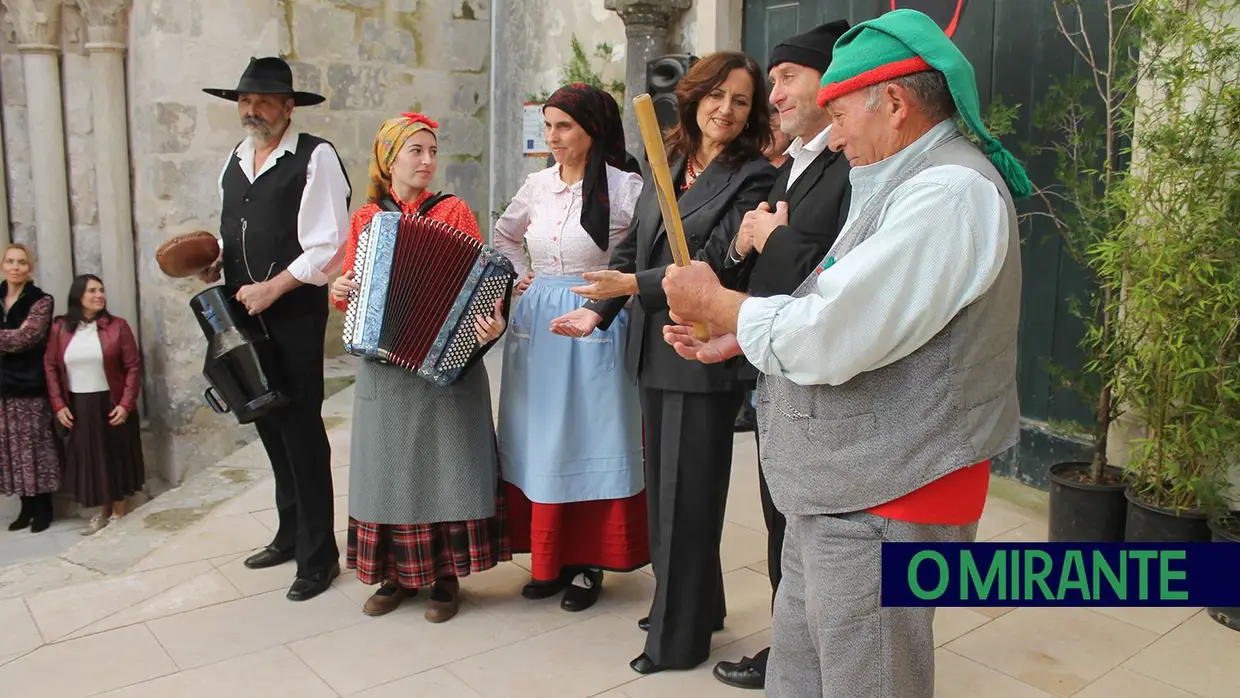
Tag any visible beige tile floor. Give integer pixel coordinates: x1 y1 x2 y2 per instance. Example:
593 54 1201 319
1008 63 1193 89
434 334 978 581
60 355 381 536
2 368 1236 696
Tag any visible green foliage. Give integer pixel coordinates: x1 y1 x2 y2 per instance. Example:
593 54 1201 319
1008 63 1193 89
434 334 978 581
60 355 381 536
1094 0 1240 515
1025 0 1148 483
527 36 626 108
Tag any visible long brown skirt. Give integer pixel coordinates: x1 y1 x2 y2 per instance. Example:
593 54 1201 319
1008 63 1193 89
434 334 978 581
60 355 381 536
64 391 145 508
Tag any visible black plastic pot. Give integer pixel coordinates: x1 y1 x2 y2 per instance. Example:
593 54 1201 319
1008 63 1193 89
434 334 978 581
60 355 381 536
1207 516 1240 632
1047 462 1128 542
1124 488 1213 542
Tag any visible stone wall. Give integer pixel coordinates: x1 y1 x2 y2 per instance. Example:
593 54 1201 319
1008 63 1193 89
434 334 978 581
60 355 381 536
490 0 626 221
125 0 492 488
1 4 102 286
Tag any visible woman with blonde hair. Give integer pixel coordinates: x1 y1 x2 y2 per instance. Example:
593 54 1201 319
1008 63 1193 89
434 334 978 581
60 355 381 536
330 112 510 622
1 243 61 533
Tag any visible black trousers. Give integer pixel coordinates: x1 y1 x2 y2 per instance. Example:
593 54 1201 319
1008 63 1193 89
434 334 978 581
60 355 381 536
253 303 337 576
751 427 786 673
641 387 745 668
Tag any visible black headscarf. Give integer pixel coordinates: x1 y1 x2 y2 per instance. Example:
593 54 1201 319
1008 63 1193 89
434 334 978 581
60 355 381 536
545 84 633 251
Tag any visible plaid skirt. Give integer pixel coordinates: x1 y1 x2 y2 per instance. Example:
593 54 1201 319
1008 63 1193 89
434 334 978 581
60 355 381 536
345 482 512 589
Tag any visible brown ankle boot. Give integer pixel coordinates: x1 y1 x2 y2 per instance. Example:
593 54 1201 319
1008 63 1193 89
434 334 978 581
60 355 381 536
363 580 411 616
424 576 460 623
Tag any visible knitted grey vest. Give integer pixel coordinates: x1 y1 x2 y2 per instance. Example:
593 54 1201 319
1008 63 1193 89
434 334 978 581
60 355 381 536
756 130 1022 516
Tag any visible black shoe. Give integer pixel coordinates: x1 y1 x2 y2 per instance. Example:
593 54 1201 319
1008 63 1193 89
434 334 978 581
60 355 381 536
521 569 574 600
244 545 294 569
560 569 603 612
287 562 340 602
29 494 53 533
638 615 724 632
713 656 766 689
8 496 33 531
630 653 664 675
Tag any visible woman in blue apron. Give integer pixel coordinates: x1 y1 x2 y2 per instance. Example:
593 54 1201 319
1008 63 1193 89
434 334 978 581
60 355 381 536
493 84 648 613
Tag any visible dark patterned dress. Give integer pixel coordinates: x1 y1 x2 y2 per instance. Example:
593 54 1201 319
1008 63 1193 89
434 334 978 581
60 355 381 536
0 295 61 497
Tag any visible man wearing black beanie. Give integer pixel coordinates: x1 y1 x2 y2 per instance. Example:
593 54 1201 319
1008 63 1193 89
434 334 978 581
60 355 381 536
714 19 853 690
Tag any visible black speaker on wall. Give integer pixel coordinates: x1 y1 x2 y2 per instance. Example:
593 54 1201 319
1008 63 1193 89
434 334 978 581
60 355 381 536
646 54 698 130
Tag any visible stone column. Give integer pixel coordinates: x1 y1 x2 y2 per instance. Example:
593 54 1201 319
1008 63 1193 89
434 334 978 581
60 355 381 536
4 0 73 307
0 84 9 249
79 0 137 335
605 0 692 156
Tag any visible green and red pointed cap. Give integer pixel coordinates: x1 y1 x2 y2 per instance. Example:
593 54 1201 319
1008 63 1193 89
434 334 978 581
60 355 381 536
817 9 1032 198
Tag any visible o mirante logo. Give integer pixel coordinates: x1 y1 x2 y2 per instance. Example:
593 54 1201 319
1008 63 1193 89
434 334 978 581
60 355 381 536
880 542 1240 607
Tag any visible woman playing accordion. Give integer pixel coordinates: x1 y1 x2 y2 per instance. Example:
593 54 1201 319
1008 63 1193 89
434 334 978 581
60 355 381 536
330 112 510 622
493 84 650 612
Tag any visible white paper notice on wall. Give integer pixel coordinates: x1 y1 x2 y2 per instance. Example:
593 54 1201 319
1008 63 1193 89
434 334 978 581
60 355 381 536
522 103 548 156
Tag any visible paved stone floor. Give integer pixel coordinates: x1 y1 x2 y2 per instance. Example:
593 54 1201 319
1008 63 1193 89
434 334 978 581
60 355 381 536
0 356 1236 697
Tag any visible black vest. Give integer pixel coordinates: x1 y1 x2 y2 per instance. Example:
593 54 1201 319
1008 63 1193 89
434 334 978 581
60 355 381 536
0 282 53 398
219 133 350 317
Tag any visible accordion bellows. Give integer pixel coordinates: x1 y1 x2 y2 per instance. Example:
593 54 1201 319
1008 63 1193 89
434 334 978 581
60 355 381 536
343 212 516 386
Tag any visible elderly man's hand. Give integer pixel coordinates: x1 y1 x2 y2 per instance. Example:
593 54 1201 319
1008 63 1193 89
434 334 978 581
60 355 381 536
663 324 743 364
662 261 723 324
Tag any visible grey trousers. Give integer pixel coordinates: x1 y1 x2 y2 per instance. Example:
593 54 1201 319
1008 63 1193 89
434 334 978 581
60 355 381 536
767 511 978 698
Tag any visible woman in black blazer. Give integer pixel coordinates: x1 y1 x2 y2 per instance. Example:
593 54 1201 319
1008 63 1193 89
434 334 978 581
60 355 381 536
552 51 777 674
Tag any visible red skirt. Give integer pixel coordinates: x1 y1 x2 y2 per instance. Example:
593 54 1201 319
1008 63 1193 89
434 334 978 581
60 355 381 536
504 481 650 581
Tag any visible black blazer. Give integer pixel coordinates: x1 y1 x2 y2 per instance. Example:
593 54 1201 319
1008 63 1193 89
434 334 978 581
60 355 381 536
724 145 851 296
585 153 777 394
722 142 852 385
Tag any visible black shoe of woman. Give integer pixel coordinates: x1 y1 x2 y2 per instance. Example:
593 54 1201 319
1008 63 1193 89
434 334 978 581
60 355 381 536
30 494 53 533
560 569 603 612
8 496 33 531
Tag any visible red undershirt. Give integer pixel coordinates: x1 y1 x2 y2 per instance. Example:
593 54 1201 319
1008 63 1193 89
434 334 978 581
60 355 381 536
865 461 991 525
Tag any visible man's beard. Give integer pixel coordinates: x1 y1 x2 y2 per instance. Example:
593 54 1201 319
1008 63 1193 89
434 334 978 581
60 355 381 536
242 115 282 143
780 96 823 139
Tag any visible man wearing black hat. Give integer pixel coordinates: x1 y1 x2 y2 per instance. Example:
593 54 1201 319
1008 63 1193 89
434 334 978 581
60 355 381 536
713 20 853 690
199 57 352 602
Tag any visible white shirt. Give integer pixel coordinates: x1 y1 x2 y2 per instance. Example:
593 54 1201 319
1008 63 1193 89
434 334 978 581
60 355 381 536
216 126 352 286
64 322 110 394
493 164 644 277
785 124 832 190
736 119 1010 387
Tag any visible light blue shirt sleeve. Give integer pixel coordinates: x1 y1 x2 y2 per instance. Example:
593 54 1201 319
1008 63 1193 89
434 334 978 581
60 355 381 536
736 165 1010 387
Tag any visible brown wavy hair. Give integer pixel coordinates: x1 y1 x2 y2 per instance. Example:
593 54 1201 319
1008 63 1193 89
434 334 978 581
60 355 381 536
664 51 771 169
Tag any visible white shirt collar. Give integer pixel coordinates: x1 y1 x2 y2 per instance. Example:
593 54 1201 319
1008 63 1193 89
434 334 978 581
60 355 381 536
235 126 302 179
786 124 832 161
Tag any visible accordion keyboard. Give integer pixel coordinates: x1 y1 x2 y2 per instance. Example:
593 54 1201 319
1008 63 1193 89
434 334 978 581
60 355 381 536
343 211 516 386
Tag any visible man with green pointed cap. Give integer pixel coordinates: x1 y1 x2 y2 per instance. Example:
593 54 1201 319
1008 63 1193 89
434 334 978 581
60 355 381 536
658 9 1027 697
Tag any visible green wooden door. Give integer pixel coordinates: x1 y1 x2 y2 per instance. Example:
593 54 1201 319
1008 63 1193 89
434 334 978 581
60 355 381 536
743 0 1109 484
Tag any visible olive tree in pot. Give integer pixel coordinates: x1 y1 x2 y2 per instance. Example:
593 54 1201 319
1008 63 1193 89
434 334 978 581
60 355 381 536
1100 0 1240 544
1035 0 1143 542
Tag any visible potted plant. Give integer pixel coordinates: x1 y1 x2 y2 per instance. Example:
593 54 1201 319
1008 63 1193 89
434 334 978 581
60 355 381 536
1034 0 1143 542
1100 0 1240 543
1207 511 1240 631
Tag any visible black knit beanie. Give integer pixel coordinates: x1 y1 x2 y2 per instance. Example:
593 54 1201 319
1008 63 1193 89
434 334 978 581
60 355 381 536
767 19 852 74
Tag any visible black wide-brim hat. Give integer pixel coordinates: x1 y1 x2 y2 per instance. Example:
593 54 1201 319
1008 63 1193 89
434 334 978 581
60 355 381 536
202 57 325 107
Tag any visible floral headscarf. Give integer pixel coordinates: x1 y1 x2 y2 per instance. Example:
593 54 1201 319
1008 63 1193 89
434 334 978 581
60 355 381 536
366 112 439 204
544 84 630 251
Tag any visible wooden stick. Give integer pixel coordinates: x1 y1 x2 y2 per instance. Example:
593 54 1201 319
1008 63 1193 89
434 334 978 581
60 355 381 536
632 93 710 341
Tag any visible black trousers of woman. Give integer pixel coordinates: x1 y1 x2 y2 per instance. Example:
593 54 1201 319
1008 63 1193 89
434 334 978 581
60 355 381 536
640 386 745 668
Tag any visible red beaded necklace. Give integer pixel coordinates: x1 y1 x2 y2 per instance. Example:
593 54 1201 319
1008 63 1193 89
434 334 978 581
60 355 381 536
682 158 699 191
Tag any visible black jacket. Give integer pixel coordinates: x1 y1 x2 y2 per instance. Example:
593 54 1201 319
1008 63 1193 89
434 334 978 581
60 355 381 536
722 143 852 385
586 153 777 394
0 282 54 398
